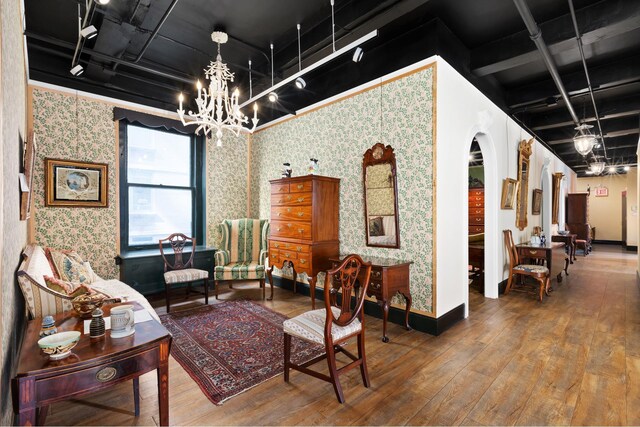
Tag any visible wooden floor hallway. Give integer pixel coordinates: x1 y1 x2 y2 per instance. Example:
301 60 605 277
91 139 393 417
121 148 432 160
46 244 640 425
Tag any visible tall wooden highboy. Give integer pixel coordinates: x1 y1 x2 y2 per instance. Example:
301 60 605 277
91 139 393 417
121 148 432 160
267 175 340 309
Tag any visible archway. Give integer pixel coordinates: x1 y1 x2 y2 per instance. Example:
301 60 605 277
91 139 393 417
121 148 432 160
540 160 553 235
462 128 500 318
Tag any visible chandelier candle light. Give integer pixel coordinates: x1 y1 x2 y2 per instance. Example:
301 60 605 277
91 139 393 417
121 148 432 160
573 123 598 156
178 31 258 147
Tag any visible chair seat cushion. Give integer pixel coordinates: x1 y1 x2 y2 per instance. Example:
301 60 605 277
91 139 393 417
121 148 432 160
164 268 209 284
514 264 549 274
214 262 265 280
283 307 362 345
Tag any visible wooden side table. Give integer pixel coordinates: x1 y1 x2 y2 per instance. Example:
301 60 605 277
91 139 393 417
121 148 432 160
12 303 172 426
331 256 412 343
551 233 577 263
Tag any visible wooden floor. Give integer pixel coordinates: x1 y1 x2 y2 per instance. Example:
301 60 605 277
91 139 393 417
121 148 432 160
45 244 640 426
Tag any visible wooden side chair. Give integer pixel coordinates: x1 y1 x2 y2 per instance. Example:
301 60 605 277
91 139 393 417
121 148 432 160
503 230 550 302
283 254 372 403
159 233 209 312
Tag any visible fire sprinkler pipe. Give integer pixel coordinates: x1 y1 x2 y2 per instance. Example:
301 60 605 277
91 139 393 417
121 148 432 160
512 0 581 126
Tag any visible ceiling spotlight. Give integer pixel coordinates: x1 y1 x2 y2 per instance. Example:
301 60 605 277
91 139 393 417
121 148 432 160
70 64 84 76
624 165 630 171
608 166 616 173
268 92 278 102
585 170 594 175
94 0 110 4
80 25 98 39
294 77 306 89
352 47 364 63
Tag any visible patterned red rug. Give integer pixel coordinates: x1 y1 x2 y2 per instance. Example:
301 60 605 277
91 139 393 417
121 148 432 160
159 300 324 405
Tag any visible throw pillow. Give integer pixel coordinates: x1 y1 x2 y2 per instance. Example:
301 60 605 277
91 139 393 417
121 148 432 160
46 249 93 284
44 276 92 298
369 216 384 237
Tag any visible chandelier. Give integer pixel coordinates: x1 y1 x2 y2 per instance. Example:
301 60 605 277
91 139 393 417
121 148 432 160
177 31 258 146
589 161 605 175
573 123 597 156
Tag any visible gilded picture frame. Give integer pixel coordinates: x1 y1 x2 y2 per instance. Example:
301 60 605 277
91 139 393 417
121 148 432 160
532 188 542 215
501 178 518 210
45 158 108 207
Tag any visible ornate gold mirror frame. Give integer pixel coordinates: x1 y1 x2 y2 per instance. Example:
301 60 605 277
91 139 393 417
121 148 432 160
515 138 533 231
552 172 564 224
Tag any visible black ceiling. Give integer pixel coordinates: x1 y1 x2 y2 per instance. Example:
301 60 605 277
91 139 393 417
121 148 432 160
25 0 640 175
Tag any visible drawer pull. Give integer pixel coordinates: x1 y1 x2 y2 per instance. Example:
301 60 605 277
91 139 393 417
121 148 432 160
287 208 292 213
475 218 482 222
96 367 117 383
299 259 306 264
529 250 539 255
371 271 381 279
287 223 292 228
284 253 291 258
277 227 282 231
296 246 302 251
277 212 282 216
298 229 305 234
296 184 304 190
274 243 280 248
280 187 287 192
297 212 304 217
286 195 292 201
297 197 305 202
371 282 381 290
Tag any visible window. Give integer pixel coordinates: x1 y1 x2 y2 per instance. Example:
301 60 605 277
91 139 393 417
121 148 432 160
120 123 204 251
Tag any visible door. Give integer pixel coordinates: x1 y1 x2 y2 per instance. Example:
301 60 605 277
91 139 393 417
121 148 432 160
622 191 627 247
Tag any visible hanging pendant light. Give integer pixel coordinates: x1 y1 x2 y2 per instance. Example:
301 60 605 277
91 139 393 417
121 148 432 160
573 123 597 156
589 161 605 175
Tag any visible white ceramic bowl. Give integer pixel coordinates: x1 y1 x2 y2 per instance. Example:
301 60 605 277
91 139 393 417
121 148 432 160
38 331 81 360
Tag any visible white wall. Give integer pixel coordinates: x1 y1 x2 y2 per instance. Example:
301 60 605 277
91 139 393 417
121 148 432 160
435 57 576 317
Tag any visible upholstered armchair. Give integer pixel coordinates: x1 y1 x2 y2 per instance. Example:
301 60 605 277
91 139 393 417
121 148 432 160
214 218 271 300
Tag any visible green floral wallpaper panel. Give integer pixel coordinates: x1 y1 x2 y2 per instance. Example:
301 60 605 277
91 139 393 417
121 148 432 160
250 66 435 313
206 133 249 247
31 88 119 279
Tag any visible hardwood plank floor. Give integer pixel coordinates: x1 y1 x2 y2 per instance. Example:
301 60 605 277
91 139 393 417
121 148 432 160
44 244 639 426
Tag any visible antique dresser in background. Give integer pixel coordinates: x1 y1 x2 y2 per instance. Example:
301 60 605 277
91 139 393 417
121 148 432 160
267 175 340 308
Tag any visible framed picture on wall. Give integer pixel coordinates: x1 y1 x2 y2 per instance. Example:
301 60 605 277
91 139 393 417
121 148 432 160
45 158 108 207
20 132 37 220
532 188 542 215
501 178 518 209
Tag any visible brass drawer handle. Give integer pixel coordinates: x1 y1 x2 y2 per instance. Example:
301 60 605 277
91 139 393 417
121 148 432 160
297 197 305 202
96 367 117 383
287 223 292 228
299 259 306 264
371 271 381 279
296 184 304 189
296 246 302 251
529 250 538 255
298 229 305 234
284 253 291 258
476 218 482 222
277 212 282 216
297 212 304 217
287 208 292 213
277 227 282 231
371 282 381 290
280 187 287 192
286 195 292 201
274 243 280 248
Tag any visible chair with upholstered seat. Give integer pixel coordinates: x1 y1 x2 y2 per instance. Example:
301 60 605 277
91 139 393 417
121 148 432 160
283 254 372 403
503 229 550 302
214 218 270 300
159 233 209 313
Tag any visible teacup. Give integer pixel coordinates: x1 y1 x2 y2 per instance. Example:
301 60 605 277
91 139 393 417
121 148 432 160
111 304 135 338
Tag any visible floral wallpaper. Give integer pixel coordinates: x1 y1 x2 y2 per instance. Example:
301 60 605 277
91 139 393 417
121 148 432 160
31 88 119 279
250 66 435 314
206 133 249 247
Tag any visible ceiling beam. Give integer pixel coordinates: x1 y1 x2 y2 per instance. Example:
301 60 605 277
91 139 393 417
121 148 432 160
471 0 640 77
507 53 640 109
540 115 640 145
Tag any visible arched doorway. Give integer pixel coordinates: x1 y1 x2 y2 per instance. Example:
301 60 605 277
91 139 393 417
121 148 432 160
540 161 553 235
463 129 499 318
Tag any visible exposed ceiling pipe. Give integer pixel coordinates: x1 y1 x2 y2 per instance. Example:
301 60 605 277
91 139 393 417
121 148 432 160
26 32 195 84
568 0 609 161
111 0 180 72
512 0 580 126
71 1 96 67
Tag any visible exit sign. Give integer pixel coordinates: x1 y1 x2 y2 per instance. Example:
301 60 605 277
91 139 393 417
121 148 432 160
595 187 608 197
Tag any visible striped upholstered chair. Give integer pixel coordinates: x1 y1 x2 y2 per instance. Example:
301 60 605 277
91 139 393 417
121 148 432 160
214 219 270 300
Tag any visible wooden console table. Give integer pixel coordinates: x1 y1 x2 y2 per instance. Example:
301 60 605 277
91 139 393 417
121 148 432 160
551 233 577 263
12 303 171 426
331 256 412 343
516 241 568 284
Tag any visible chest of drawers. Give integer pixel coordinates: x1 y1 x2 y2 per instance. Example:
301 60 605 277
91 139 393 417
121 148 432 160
468 188 485 234
267 175 340 309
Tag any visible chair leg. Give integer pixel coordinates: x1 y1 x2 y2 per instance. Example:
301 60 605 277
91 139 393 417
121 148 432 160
538 278 545 302
165 283 171 313
260 279 265 300
215 280 219 300
284 333 291 383
564 257 569 275
326 344 345 403
204 278 209 305
505 273 514 294
357 333 370 388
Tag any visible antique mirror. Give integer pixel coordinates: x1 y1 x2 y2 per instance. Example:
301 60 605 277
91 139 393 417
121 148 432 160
515 138 533 231
363 143 400 248
552 172 564 225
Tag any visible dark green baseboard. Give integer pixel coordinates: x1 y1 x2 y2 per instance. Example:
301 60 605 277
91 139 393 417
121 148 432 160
593 240 622 245
269 276 464 336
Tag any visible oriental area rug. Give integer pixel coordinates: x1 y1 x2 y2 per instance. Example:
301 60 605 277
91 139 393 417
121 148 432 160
159 300 324 405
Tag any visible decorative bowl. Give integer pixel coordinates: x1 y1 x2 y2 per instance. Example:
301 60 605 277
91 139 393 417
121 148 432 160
72 294 118 318
38 331 81 360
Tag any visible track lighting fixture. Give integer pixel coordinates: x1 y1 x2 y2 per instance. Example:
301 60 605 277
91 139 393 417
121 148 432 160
352 47 364 62
70 64 84 76
295 77 306 89
268 92 278 102
80 25 98 39
294 24 306 90
268 43 278 102
95 0 110 5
